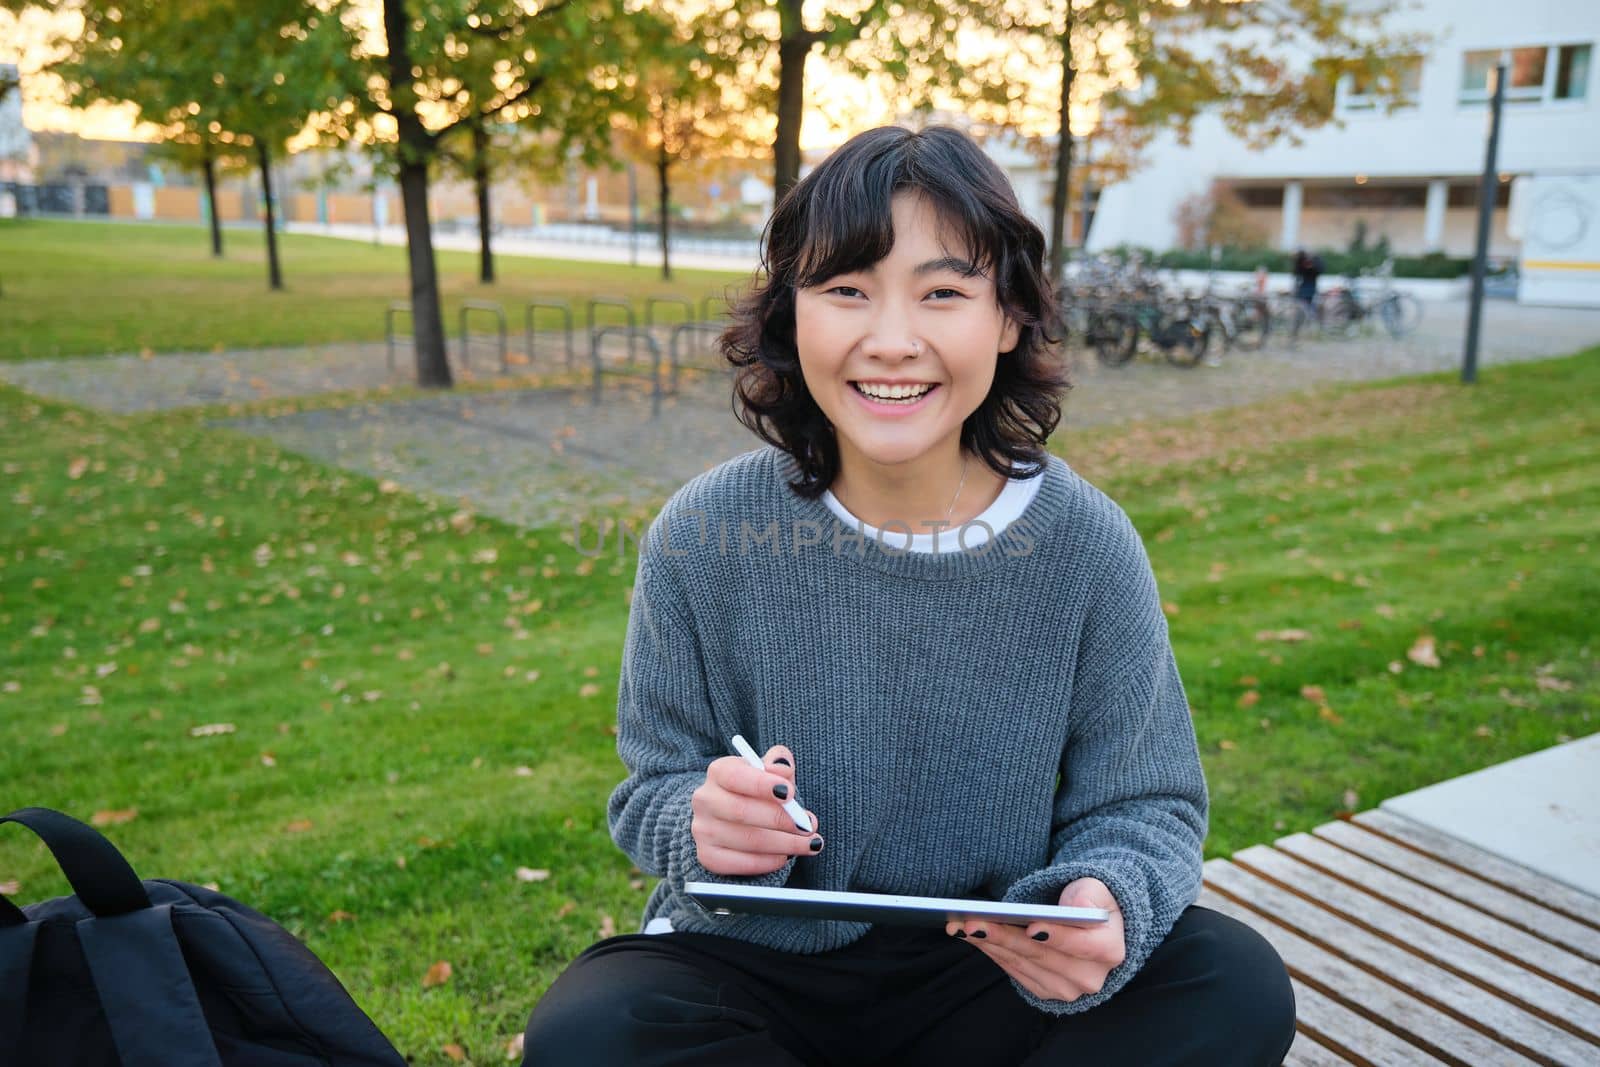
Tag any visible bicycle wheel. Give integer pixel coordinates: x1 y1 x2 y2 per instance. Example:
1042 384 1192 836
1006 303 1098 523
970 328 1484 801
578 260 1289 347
1163 318 1208 367
1091 310 1138 366
1380 293 1423 338
1232 298 1269 351
1319 292 1356 338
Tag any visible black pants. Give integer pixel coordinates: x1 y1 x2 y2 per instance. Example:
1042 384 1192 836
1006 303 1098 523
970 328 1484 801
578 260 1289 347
522 905 1297 1066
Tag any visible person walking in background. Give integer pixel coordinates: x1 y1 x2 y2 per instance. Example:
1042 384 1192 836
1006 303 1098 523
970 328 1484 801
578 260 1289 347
1292 248 1324 307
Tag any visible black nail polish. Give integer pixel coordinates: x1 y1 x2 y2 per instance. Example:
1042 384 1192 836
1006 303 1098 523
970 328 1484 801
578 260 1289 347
809 836 823 852
971 930 986 939
954 930 967 939
772 783 789 799
1031 931 1050 942
773 757 791 767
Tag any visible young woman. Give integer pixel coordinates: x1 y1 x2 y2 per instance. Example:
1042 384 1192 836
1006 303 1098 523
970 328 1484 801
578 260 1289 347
522 125 1296 1066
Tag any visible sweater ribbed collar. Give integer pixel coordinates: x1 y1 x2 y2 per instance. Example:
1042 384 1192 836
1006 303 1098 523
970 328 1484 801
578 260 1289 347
769 446 1073 581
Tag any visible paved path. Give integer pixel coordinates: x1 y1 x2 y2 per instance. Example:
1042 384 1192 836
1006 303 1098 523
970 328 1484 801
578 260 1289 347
2 299 1596 532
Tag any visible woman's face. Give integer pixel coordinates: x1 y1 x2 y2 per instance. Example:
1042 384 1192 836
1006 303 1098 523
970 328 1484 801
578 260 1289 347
792 191 1021 471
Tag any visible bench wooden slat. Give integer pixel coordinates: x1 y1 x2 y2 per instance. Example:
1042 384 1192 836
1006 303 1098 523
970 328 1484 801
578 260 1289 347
1358 809 1600 929
1232 844 1600 1041
1198 876 1534 1065
1205 859 1587 1064
1282 1023 1354 1067
1313 820 1600 963
1276 831 1600 1000
1281 977 1443 1066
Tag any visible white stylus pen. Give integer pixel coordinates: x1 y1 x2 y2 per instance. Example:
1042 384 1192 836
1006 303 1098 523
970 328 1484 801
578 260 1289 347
730 734 814 833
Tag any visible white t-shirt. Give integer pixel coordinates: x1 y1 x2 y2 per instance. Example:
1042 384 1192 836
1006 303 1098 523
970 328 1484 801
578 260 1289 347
820 460 1045 554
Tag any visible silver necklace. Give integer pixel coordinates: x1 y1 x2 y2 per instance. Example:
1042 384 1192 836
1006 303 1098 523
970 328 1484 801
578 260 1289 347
943 452 970 526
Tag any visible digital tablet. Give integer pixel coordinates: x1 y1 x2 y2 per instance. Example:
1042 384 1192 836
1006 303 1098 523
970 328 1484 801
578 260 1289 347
685 882 1110 928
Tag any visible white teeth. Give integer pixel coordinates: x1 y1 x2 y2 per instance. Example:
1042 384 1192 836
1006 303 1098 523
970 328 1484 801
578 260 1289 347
854 382 934 401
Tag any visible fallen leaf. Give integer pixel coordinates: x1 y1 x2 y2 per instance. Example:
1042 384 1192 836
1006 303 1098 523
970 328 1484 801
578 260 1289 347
190 722 236 737
1162 601 1180 617
1474 724 1494 737
515 867 551 883
1236 675 1259 687
67 456 89 480
1535 675 1573 692
423 960 453 988
1299 685 1327 704
1237 690 1260 709
1218 739 1237 751
0 880 20 896
326 910 357 923
1255 628 1312 643
442 1043 465 1062
598 915 617 938
555 902 577 919
283 819 314 833
578 683 601 698
91 809 138 827
1407 635 1441 669
1318 706 1345 725
512 766 534 778
506 1032 526 1060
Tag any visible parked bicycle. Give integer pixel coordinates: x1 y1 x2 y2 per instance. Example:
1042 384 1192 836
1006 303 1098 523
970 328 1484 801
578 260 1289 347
1316 261 1423 340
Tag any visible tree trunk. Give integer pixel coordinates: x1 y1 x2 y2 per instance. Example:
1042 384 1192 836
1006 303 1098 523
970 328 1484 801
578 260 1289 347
256 139 283 290
772 1 811 204
383 0 452 388
472 121 494 285
1048 19 1075 285
657 145 672 282
202 142 223 258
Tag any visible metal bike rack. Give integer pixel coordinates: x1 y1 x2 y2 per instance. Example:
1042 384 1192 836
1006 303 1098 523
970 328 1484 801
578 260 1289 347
699 291 734 324
585 297 639 367
644 295 696 340
522 299 575 371
591 325 666 418
385 301 413 372
668 321 729 394
458 299 508 373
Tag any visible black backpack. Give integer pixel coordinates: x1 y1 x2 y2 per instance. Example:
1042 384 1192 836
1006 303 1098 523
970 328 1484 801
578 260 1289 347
0 807 407 1067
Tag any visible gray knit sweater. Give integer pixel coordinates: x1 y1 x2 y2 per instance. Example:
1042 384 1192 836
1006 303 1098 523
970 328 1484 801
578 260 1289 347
606 445 1209 1017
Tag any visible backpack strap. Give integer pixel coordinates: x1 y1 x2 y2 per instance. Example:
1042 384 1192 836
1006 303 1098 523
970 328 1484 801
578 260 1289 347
0 808 150 920
77 905 223 1067
1 809 221 1066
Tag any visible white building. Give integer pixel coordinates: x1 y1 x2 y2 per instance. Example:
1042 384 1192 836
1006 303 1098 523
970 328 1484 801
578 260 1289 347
0 63 37 188
1088 0 1598 289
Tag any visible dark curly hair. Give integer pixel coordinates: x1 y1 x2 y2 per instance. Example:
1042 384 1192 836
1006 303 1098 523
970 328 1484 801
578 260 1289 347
720 124 1070 500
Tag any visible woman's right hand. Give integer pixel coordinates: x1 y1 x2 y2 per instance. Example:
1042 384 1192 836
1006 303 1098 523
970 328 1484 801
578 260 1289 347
691 744 823 876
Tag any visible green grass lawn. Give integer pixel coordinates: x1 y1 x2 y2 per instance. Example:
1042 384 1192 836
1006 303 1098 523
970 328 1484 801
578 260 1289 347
0 217 748 360
1 348 1595 1063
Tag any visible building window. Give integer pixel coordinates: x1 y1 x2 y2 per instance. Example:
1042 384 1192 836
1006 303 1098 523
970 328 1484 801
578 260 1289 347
1339 56 1423 113
1460 43 1593 104
1555 43 1591 100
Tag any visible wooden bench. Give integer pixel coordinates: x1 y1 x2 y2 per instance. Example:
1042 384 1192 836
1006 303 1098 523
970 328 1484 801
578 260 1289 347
1201 809 1600 1065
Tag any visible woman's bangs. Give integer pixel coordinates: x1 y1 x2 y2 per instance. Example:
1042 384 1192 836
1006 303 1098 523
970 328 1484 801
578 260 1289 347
791 183 897 290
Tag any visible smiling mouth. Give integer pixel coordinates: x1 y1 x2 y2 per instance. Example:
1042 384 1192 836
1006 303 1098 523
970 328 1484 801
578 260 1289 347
850 382 939 404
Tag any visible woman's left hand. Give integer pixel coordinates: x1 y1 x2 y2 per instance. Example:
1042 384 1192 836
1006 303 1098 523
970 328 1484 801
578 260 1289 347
944 878 1126 1004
